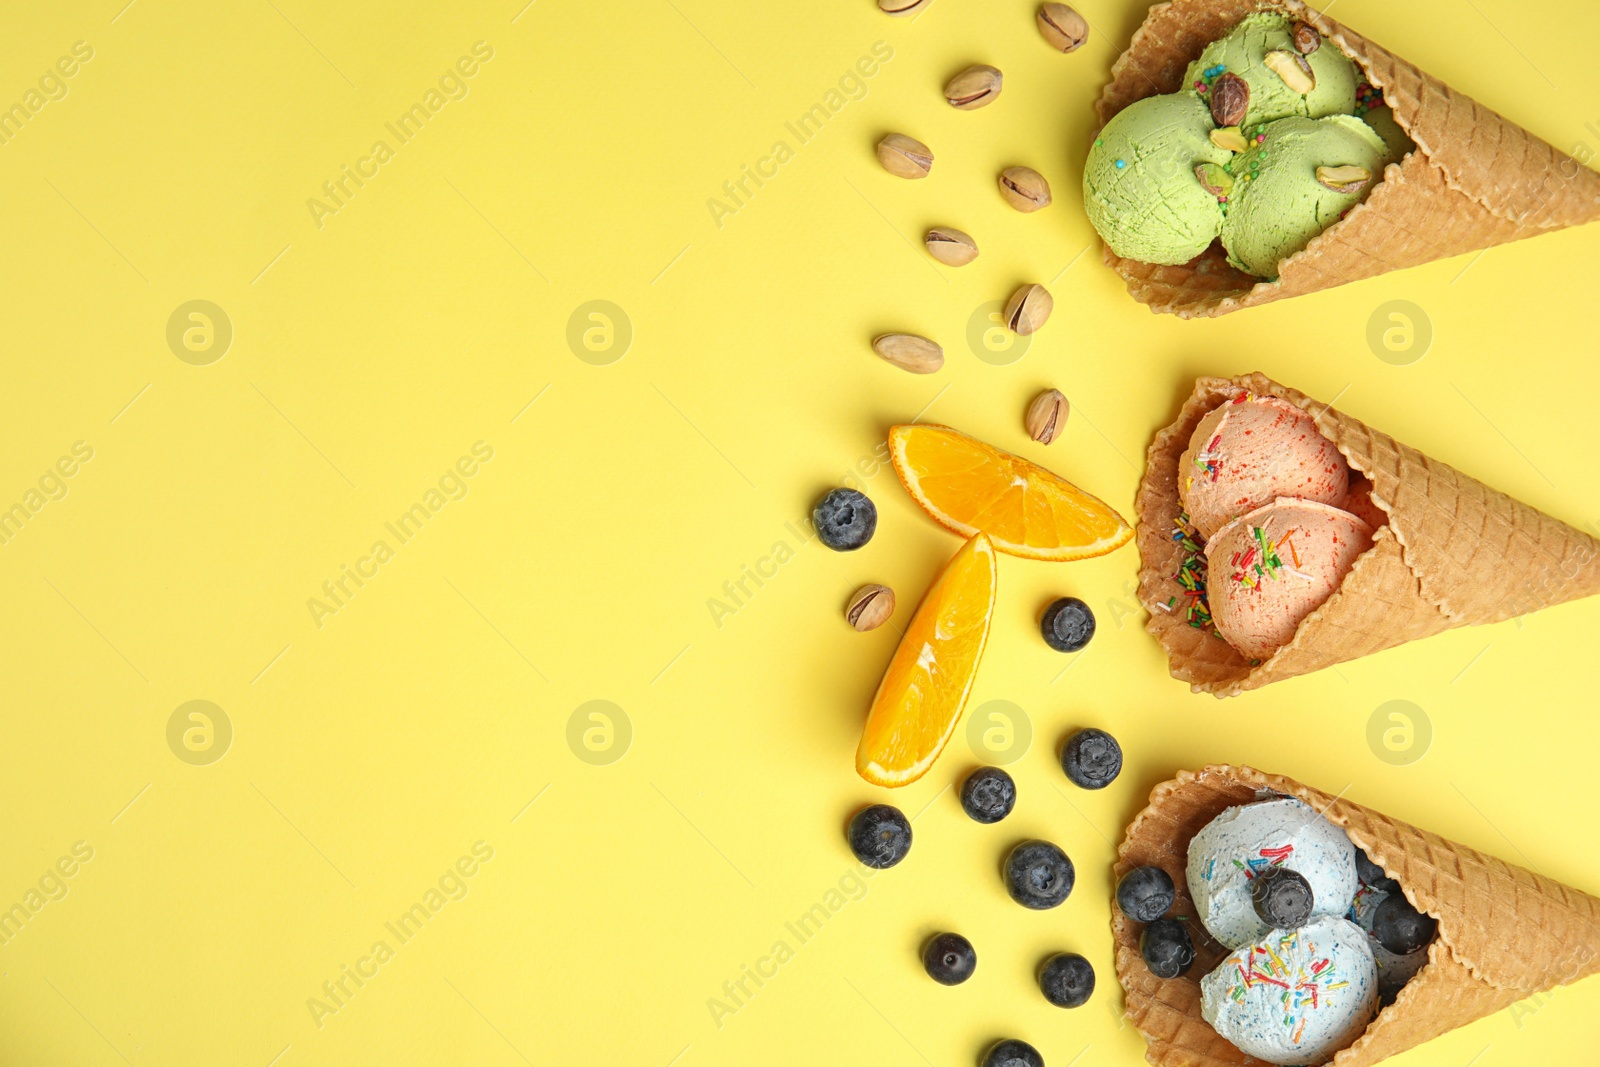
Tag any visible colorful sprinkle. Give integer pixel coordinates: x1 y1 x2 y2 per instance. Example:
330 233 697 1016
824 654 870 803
1228 525 1312 588
1194 432 1224 482
1115 159 1126 169
1225 929 1350 1036
1353 81 1387 117
1170 512 1213 631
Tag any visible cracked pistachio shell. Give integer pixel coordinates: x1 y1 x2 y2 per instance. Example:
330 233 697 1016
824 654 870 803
846 584 896 631
1002 284 1052 335
998 166 1052 212
944 64 1002 110
1026 389 1069 444
1037 4 1089 52
876 132 933 179
925 228 979 266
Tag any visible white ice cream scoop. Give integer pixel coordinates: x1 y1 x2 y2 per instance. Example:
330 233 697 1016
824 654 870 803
1187 796 1359 949
1201 916 1379 1065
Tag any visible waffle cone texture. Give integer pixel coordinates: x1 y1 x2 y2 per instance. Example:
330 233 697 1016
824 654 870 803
1093 0 1600 317
1113 766 1600 1066
1138 373 1600 695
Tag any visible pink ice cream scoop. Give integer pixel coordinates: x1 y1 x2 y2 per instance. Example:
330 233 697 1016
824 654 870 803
1207 498 1374 660
1179 396 1351 539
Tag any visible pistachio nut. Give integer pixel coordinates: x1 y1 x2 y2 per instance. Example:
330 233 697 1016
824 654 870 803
1209 125 1249 153
944 64 1002 110
846 584 896 631
1036 3 1089 52
878 0 931 15
1195 162 1235 200
925 227 980 266
998 166 1052 212
1291 20 1321 55
872 333 944 374
1025 389 1069 444
1315 164 1373 194
1002 284 1053 335
1264 49 1316 94
877 133 933 179
1209 72 1250 127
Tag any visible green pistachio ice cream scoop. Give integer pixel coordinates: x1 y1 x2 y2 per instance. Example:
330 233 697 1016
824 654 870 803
1185 13 1358 127
1360 105 1414 161
1083 92 1231 265
1220 114 1394 278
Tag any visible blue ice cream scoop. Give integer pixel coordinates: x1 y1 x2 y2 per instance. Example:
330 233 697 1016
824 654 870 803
1187 796 1359 949
1201 916 1378 1064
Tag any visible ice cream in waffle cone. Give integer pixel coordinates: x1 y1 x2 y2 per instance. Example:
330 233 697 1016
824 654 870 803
1137 373 1600 695
1093 0 1600 316
1113 766 1600 1066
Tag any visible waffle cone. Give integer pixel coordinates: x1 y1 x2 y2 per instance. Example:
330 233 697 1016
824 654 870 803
1093 0 1600 317
1138 373 1600 695
1113 766 1600 1065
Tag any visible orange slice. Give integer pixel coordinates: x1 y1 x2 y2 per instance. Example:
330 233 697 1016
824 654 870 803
889 423 1133 561
856 533 996 788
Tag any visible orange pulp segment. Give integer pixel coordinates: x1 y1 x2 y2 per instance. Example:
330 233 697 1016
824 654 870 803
856 533 997 787
889 423 1133 561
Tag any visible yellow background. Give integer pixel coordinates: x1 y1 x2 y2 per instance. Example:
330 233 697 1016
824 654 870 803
3 0 1599 1064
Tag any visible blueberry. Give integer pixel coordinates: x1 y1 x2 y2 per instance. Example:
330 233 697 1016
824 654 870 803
960 767 1016 824
1140 918 1195 979
1116 866 1175 923
848 804 911 869
1039 952 1095 1008
1373 893 1436 955
922 932 977 985
1005 840 1075 909
813 488 877 551
1061 728 1121 789
1355 848 1399 893
1041 597 1095 652
1251 866 1314 930
981 1038 1044 1067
